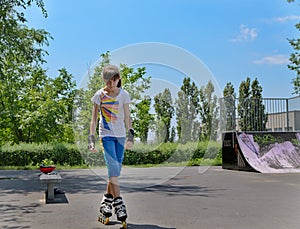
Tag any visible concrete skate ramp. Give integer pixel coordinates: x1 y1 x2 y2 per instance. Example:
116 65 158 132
222 131 300 173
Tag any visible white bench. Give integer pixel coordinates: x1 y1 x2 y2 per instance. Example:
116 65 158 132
39 173 62 200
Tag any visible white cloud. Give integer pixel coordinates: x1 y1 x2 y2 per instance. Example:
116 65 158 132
231 24 258 42
252 55 290 65
273 15 300 23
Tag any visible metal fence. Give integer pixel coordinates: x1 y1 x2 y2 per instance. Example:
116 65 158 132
220 96 300 132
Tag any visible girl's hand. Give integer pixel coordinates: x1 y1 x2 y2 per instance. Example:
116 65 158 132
125 140 133 150
89 146 98 153
88 135 97 153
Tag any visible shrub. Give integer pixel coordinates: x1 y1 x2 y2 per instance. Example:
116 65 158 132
0 141 221 167
0 142 84 166
123 141 221 165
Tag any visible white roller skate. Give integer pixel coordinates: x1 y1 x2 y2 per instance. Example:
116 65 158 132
98 193 113 225
113 196 128 228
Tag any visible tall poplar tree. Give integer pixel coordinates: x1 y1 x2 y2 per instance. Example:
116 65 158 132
222 82 236 131
250 78 267 131
134 96 154 143
176 77 199 143
238 77 267 131
238 77 251 131
199 80 219 141
154 88 174 143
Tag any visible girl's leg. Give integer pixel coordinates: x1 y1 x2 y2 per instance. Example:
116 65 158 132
102 137 127 223
108 138 125 198
115 137 126 175
107 176 120 197
102 137 125 198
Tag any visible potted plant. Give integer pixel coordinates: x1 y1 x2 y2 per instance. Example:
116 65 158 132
39 159 56 174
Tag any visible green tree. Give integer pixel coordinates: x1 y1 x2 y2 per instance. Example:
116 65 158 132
238 77 251 131
0 0 53 144
250 78 267 131
287 0 300 95
199 80 219 141
238 77 267 131
49 68 77 142
0 1 77 144
170 126 176 142
18 68 76 143
134 96 154 143
222 82 236 131
176 77 199 143
154 88 175 143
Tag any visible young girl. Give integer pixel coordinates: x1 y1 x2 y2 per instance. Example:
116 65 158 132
88 65 134 227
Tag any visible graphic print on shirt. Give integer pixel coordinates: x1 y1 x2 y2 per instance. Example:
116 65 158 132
100 94 119 130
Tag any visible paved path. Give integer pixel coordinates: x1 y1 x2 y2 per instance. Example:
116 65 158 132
1 166 300 229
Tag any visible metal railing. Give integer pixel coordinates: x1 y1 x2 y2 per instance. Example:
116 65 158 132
220 96 300 132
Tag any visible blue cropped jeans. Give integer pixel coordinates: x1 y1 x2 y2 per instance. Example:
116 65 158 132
101 136 126 178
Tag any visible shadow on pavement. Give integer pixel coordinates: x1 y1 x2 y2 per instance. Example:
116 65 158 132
0 169 225 199
123 183 225 198
63 171 225 198
45 192 69 204
56 170 225 198
0 170 106 195
127 224 176 229
91 223 176 229
59 170 107 194
0 170 43 195
0 202 39 229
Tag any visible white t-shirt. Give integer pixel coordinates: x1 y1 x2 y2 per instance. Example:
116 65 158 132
91 88 131 137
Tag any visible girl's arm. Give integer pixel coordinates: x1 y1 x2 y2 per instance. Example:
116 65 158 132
89 103 99 152
124 103 134 149
124 103 132 131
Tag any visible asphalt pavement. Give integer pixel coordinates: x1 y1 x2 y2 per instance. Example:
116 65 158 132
1 166 300 229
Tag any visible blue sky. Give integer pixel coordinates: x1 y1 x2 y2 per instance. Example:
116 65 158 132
26 0 300 98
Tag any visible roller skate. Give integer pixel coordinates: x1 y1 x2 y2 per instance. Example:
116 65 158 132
98 193 113 225
113 197 128 229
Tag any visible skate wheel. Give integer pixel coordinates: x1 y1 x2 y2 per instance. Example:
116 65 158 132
105 217 109 225
98 216 109 225
122 221 127 229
